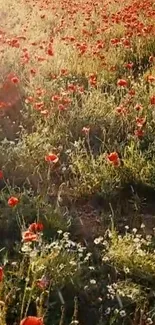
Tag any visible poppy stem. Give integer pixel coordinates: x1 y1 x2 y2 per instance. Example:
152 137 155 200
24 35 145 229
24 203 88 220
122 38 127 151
20 262 31 320
59 305 65 325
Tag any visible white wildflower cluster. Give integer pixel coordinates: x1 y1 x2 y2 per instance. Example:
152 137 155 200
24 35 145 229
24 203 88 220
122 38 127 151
107 283 117 300
146 318 153 324
94 236 104 245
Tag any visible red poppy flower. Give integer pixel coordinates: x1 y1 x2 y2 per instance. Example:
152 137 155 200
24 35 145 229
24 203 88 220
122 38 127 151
51 95 61 102
30 68 36 76
134 104 143 111
20 316 44 325
22 231 38 242
28 223 44 233
47 48 54 56
82 127 90 135
107 152 120 166
150 96 155 105
128 89 135 96
125 63 133 69
58 104 66 111
117 79 127 87
89 74 97 87
0 170 3 179
111 38 120 45
0 267 4 282
115 105 127 115
136 117 146 128
60 68 68 76
36 276 49 290
11 76 20 84
34 102 44 111
147 75 155 83
25 96 34 104
67 84 77 92
8 196 19 207
134 129 144 138
45 153 59 163
149 56 154 63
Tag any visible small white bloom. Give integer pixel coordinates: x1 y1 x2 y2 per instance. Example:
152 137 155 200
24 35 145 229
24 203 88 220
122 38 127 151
70 320 79 325
66 149 71 154
112 283 117 289
69 260 77 266
124 266 130 274
94 236 103 245
98 297 102 302
133 237 140 243
57 230 63 235
105 307 111 315
74 141 79 148
90 279 96 285
11 262 18 266
102 256 109 262
21 243 32 253
63 232 70 239
147 318 153 324
125 225 129 230
120 310 126 317
146 235 152 241
114 308 119 315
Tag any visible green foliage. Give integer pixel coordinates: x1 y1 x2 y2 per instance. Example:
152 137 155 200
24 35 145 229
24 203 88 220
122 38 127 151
106 230 155 282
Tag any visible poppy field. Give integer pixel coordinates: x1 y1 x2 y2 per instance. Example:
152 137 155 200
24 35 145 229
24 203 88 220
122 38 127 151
0 0 155 324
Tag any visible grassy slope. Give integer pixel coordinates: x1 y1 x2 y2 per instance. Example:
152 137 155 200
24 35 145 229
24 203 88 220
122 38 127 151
0 0 155 324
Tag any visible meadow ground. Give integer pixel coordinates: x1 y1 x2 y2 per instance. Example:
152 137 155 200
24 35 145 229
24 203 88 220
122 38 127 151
0 0 155 324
